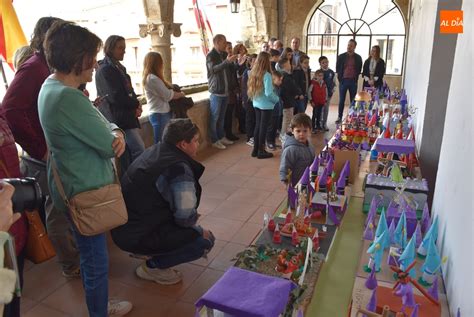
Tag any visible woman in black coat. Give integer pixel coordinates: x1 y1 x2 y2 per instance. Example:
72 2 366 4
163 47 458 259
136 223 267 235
95 35 144 161
362 45 386 89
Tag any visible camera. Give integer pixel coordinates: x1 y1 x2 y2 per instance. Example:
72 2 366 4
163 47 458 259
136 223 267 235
2 178 43 213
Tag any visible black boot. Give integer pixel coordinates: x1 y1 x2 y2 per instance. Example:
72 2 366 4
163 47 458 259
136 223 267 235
257 145 273 159
251 144 258 157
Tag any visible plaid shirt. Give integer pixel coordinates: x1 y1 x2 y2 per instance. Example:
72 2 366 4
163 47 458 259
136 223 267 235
156 162 203 235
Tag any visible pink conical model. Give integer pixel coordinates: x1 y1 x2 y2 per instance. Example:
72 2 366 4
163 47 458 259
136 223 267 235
285 211 292 224
312 228 320 251
366 288 377 312
365 262 378 290
291 226 299 246
272 224 282 244
268 219 276 232
428 277 439 301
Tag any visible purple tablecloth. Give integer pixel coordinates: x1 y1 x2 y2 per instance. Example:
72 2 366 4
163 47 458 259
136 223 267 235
195 267 297 317
375 138 416 154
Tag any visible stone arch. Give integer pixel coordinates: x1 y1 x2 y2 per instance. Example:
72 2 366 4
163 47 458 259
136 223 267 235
302 0 409 51
240 0 277 50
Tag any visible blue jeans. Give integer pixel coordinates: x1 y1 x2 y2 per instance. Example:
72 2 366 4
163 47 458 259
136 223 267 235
124 128 145 161
71 229 109 317
149 112 172 144
147 235 215 269
338 79 358 119
209 94 228 143
295 97 308 114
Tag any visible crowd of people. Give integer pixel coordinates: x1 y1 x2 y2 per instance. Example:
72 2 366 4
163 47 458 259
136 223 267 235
0 18 213 317
0 17 386 317
206 34 386 159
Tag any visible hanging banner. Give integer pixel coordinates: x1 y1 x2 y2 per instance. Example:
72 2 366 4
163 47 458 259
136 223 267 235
0 0 27 69
192 0 211 55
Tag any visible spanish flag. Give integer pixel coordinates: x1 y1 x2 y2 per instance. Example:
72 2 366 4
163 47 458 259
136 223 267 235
0 0 27 69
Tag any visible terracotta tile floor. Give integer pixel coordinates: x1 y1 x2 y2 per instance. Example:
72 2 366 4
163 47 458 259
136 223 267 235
21 106 338 316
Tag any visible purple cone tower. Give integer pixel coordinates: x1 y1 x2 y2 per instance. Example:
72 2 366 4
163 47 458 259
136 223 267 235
365 262 378 290
318 167 328 193
388 218 396 245
327 155 334 174
366 196 379 226
428 277 439 301
414 222 422 248
287 186 298 209
363 214 375 241
421 202 431 234
366 288 377 312
410 304 420 317
395 283 416 308
310 157 319 183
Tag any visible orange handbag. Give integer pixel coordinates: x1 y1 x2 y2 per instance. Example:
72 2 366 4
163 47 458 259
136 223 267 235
24 210 56 264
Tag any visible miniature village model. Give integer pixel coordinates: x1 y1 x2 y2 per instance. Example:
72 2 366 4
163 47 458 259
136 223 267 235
197 87 453 317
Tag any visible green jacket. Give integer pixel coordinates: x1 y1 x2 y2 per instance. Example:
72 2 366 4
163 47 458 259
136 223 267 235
38 78 119 212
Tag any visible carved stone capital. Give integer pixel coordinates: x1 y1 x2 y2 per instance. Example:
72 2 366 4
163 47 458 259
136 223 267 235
138 22 182 38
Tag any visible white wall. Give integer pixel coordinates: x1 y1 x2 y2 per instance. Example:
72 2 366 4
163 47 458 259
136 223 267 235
403 0 438 150
432 1 473 315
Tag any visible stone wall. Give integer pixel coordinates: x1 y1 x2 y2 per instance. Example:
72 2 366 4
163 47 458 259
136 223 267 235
138 91 211 152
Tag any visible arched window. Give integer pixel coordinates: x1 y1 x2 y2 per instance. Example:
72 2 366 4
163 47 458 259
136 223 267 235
306 0 405 75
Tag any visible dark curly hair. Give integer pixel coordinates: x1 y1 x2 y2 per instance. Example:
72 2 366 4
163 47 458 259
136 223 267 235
163 119 200 145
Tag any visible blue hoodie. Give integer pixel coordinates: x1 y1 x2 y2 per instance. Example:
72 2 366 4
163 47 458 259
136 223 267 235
279 134 315 185
252 72 280 110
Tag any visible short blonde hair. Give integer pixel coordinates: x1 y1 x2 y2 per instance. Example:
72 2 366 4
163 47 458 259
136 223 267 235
13 45 34 70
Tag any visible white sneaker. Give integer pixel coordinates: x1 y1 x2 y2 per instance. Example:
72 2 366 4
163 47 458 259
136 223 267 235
108 299 133 316
220 137 234 145
212 141 226 150
246 137 254 146
136 263 182 285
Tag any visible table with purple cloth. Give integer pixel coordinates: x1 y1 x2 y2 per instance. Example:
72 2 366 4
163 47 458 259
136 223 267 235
195 267 297 317
375 138 415 154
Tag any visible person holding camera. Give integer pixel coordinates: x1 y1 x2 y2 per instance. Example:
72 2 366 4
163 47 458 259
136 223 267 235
38 21 132 316
111 119 215 285
0 181 22 316
0 17 80 279
0 116 28 317
0 182 21 232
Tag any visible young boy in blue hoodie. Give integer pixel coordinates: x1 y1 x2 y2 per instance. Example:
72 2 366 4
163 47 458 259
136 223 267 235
279 113 315 186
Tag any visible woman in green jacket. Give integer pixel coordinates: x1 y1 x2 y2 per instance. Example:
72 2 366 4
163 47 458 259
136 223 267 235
38 21 131 317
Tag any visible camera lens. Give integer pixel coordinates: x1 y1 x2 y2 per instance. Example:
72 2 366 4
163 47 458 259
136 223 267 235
3 178 43 213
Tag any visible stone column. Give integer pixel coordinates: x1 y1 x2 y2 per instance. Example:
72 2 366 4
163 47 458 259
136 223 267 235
140 0 181 82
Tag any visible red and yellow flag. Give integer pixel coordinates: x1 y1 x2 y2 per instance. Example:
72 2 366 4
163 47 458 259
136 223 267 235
0 0 27 69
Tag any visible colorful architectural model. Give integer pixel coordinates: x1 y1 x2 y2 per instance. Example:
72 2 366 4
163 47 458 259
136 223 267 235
363 174 429 214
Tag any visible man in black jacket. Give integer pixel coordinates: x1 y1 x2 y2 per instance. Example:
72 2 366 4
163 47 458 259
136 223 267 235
112 119 215 285
206 34 238 150
336 39 363 123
